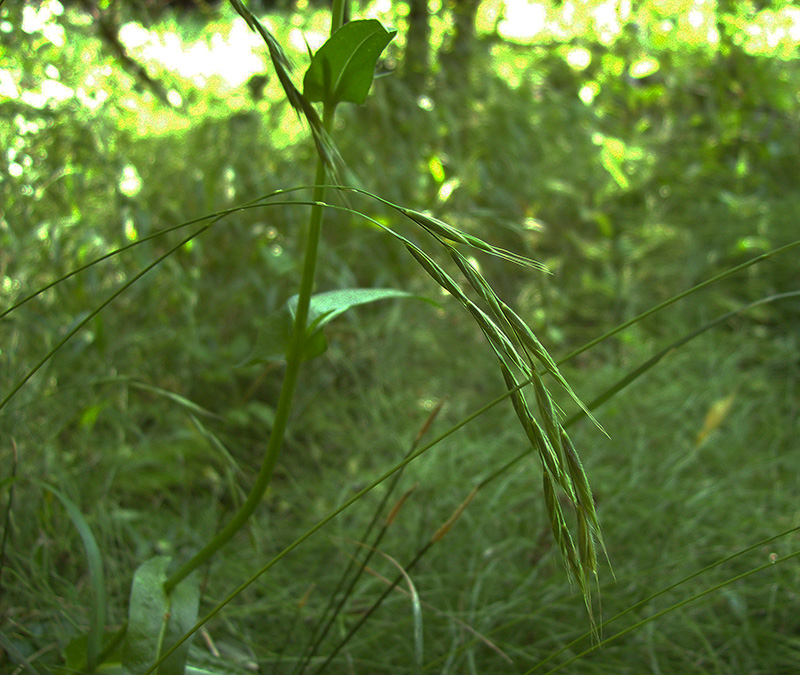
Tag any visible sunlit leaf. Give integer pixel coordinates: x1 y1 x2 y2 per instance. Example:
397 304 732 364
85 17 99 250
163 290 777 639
242 288 432 365
303 20 396 107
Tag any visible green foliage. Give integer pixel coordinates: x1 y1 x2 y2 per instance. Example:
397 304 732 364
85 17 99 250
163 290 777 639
1 0 799 673
244 287 433 365
33 483 107 673
122 557 200 675
303 20 397 108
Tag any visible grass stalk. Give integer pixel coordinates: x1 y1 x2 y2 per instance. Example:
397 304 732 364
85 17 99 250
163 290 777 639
300 288 800 668
164 104 337 592
295 403 442 673
527 523 800 673
533 546 800 675
147 273 796 670
163 0 347 592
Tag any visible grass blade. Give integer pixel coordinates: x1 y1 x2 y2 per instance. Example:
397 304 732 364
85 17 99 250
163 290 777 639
31 481 106 674
532 546 800 675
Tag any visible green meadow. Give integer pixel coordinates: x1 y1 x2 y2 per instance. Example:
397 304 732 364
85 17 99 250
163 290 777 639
1 0 799 672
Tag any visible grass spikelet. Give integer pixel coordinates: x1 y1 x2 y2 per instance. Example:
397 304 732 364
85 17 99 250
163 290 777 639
500 300 607 436
542 441 598 629
542 472 580 585
529 415 574 498
531 369 565 457
470 305 530 374
399 207 549 271
402 225 604 624
561 429 600 533
432 486 479 542
229 0 344 176
542 472 567 554
562 429 611 576
403 242 462 298
577 507 598 577
385 485 417 526
499 365 568 490
446 245 506 320
402 240 531 376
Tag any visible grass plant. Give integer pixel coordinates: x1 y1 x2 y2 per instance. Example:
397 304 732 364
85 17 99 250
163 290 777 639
1 0 799 673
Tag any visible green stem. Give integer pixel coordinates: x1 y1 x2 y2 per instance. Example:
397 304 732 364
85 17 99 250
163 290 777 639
331 0 346 31
165 104 337 593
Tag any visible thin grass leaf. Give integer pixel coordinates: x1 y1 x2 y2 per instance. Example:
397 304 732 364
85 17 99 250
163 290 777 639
339 540 425 674
577 290 800 418
0 189 296 322
0 631 42 675
0 441 18 596
556 239 800 367
296 407 439 674
532 524 800 674
32 482 105 674
188 414 243 476
150 376 581 673
357 561 515 666
128 382 222 419
532 548 800 675
0 223 214 414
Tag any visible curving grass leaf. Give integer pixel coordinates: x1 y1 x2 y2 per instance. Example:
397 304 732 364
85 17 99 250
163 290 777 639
31 482 106 674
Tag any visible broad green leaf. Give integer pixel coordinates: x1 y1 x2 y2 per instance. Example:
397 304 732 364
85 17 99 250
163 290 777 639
163 571 201 675
123 557 170 675
294 287 426 329
122 557 200 675
296 287 430 361
303 20 396 107
238 306 294 365
241 288 432 366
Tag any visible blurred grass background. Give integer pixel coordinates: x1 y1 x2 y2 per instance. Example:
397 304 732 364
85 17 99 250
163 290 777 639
1 0 799 672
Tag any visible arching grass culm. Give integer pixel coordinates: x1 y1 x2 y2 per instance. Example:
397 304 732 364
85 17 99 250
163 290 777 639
1 1 799 673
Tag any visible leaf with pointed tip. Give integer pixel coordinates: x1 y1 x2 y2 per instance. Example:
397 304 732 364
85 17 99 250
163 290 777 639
241 288 434 366
303 20 396 107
